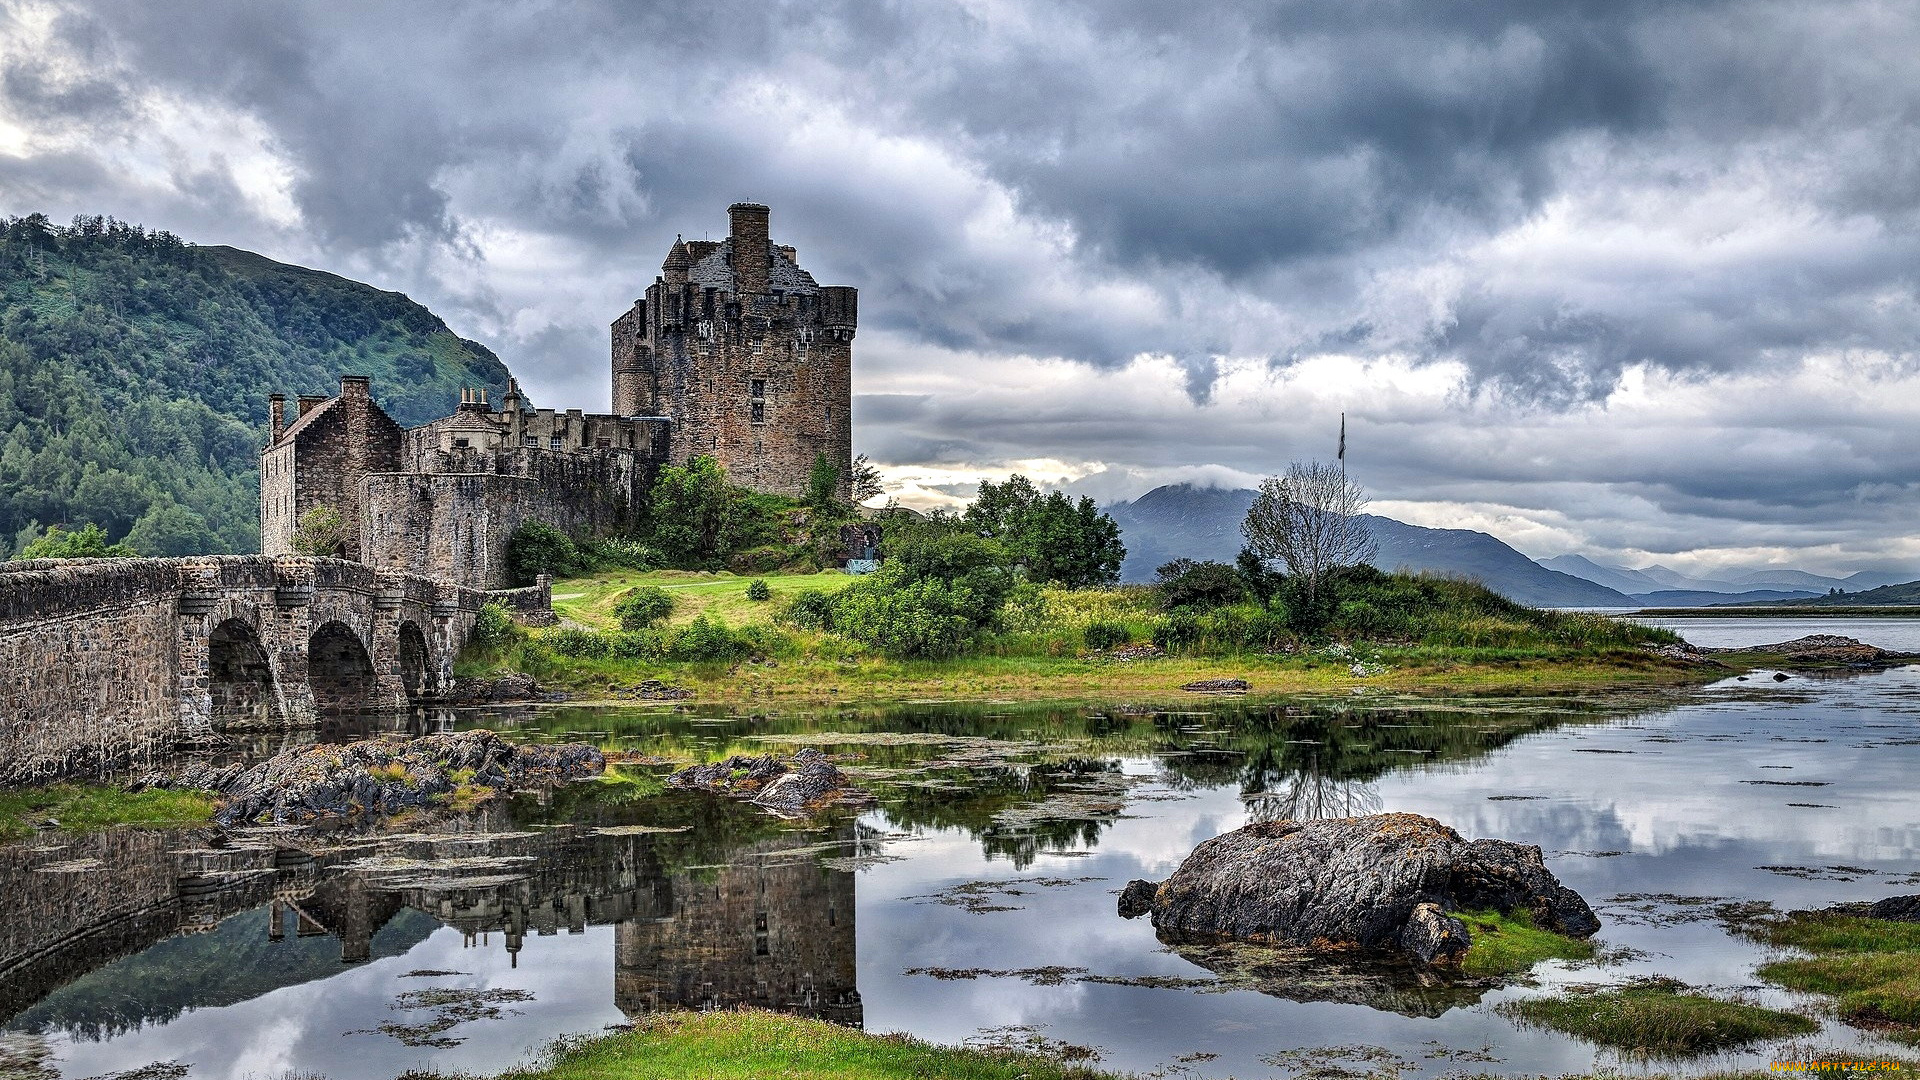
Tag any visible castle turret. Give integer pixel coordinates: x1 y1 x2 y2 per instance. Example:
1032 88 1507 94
728 202 771 295
662 237 690 287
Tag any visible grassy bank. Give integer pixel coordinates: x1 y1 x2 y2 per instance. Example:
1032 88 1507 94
1750 908 1920 1039
466 569 1721 706
1500 978 1819 1056
413 1010 1118 1080
0 784 216 843
1453 909 1598 977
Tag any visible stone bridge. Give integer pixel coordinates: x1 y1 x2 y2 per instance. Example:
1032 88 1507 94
0 556 489 784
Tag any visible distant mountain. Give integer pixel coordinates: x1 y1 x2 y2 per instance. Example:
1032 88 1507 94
1631 589 1822 607
1537 554 1670 595
1541 554 1912 596
1104 484 1632 608
0 214 513 556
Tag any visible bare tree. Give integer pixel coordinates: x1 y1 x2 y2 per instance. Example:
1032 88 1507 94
1241 461 1375 601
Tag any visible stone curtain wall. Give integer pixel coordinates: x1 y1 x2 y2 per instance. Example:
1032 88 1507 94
0 556 490 784
361 449 652 589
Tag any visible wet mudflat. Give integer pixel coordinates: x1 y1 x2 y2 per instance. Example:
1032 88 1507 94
4 657 1920 1079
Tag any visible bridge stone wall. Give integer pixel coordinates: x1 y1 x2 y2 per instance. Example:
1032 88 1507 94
0 556 486 785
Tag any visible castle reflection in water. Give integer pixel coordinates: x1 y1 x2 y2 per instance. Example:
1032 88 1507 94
0 812 865 1039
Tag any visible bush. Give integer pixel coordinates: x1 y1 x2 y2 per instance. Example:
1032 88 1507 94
469 601 523 649
831 576 989 659
782 588 838 630
746 578 771 602
669 615 749 663
1153 558 1246 611
1082 621 1131 651
579 536 658 571
13 522 135 560
547 627 614 659
613 586 677 630
507 521 583 585
1152 609 1203 652
290 506 349 557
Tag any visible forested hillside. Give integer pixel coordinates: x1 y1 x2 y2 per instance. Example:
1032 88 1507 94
0 214 513 556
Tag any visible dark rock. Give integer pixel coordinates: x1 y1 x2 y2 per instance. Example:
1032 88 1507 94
668 747 874 816
445 673 556 703
1705 635 1907 666
1129 813 1598 966
619 679 693 701
1118 878 1160 919
1398 903 1472 964
1774 672 1791 681
214 730 602 826
1866 895 1920 922
1181 678 1250 693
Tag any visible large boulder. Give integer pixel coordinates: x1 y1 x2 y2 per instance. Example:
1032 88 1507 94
1119 813 1598 965
213 730 603 826
669 747 874 816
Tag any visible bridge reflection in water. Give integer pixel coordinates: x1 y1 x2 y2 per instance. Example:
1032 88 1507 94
0 812 864 1042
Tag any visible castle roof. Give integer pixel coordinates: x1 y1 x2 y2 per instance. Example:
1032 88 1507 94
685 240 820 294
273 397 337 447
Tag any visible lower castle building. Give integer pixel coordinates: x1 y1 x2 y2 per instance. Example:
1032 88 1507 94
260 204 856 588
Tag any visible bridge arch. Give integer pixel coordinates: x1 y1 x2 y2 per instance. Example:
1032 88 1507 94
209 618 278 725
309 620 375 716
398 620 432 699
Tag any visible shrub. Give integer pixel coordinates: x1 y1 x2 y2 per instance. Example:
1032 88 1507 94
507 521 582 585
669 615 749 663
746 578 771 602
1082 620 1131 651
782 588 838 630
1152 609 1203 652
998 582 1050 634
613 586 677 630
580 536 658 571
547 627 614 659
831 576 988 659
469 602 523 649
1153 558 1246 611
290 506 350 557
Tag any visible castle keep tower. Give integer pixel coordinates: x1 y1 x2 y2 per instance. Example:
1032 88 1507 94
612 203 856 497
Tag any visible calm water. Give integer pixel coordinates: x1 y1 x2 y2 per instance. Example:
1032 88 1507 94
1640 614 1920 651
4 650 1919 1078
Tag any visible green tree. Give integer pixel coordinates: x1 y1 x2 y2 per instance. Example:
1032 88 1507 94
506 521 582 585
1153 558 1247 611
805 452 842 510
648 456 740 568
850 453 885 503
963 474 1125 588
13 523 135 560
290 505 349 557
830 530 1017 658
124 499 218 556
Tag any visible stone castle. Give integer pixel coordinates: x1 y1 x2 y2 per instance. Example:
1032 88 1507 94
260 203 856 588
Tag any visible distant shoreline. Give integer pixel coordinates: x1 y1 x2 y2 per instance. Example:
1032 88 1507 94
1628 606 1920 618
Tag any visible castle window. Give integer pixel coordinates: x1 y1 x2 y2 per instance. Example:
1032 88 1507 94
454 438 470 449
523 435 537 446
751 379 766 398
751 401 765 424
549 435 562 450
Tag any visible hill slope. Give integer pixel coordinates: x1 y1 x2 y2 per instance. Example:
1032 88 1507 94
1104 483 1632 607
1744 580 1920 607
0 214 513 556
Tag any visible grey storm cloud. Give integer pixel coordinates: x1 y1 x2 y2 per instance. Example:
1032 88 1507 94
3 0 1919 568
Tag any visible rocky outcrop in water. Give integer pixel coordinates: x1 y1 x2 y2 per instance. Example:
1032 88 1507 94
669 747 874 816
1864 895 1920 922
444 673 560 703
1119 813 1599 965
210 730 602 826
1705 635 1913 665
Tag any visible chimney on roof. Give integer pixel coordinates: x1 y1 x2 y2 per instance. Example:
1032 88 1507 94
340 374 370 398
269 394 286 442
728 202 770 295
297 394 326 417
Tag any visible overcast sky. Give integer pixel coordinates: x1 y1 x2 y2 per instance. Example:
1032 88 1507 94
2 0 1916 574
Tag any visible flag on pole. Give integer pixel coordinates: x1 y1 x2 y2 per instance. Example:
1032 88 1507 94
1338 413 1346 463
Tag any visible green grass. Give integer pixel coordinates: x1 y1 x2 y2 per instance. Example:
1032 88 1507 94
0 784 217 842
1749 910 1920 1031
412 1010 1120 1080
1452 908 1598 976
552 569 856 630
1500 979 1819 1056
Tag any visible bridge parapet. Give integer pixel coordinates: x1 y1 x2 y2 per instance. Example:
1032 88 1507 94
0 557 495 784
